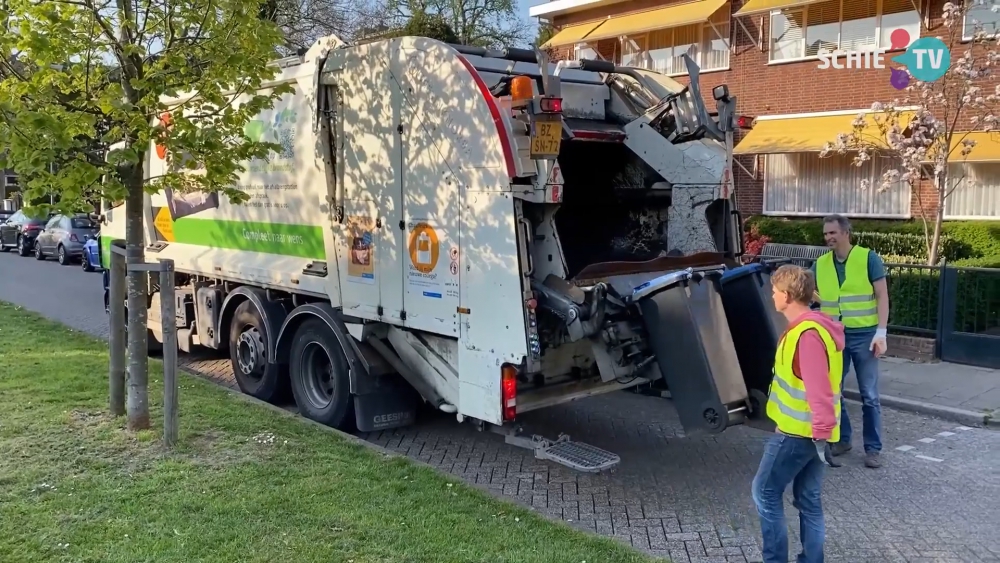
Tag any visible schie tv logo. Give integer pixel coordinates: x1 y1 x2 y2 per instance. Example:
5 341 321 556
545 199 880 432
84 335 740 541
816 29 951 90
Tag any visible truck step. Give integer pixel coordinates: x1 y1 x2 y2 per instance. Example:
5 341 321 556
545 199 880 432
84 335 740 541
497 429 621 473
535 435 620 473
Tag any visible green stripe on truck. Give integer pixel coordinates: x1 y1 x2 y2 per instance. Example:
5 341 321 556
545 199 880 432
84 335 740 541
170 218 325 259
99 219 325 263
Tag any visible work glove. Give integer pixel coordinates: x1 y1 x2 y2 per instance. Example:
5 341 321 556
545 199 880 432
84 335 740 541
869 328 888 358
814 440 842 468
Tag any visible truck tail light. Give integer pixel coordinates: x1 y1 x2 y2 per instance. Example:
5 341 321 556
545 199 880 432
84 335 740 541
501 363 518 422
539 97 562 113
736 115 755 129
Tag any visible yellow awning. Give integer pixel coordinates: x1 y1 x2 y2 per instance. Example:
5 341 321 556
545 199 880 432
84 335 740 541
733 112 916 155
734 0 830 16
541 20 607 49
584 0 729 42
935 131 1000 163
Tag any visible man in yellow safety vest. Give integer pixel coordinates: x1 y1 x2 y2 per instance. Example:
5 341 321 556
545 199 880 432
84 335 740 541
811 214 890 469
752 264 845 563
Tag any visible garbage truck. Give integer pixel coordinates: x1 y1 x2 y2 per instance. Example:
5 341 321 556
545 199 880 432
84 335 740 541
98 33 784 472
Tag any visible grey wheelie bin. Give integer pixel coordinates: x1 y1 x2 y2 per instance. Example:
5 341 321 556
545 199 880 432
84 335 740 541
719 262 788 427
631 268 749 436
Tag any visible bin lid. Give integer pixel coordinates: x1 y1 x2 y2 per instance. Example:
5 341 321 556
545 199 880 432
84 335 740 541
631 268 693 301
720 263 767 284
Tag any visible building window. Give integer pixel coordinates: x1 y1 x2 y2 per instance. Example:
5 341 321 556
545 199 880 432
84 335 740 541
763 152 912 218
621 36 647 68
963 1 1000 40
769 0 921 63
620 9 731 75
944 162 1000 219
574 42 599 60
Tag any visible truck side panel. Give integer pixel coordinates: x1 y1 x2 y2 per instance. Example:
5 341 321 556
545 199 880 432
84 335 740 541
332 42 403 321
458 190 527 424
141 68 332 298
395 49 462 337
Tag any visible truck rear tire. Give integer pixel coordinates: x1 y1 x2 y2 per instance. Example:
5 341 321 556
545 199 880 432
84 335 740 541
288 318 353 431
229 300 286 403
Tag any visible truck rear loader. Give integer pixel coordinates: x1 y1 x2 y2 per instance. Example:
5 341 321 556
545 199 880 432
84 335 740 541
99 33 782 472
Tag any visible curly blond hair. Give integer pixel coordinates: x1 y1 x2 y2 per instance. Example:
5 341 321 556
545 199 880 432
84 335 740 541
771 264 820 305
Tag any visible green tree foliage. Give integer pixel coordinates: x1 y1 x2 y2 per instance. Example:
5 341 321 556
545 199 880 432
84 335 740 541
534 23 555 48
384 0 528 48
401 10 460 44
0 0 290 430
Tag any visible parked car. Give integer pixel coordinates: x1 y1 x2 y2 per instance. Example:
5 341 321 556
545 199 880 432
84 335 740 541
82 237 103 272
33 213 99 265
0 209 50 256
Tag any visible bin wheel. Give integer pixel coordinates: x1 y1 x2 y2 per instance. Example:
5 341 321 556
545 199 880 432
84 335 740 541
702 407 724 431
748 389 769 419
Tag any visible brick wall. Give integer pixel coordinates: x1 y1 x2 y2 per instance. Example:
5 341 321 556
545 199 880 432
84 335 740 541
544 0 996 220
887 334 938 362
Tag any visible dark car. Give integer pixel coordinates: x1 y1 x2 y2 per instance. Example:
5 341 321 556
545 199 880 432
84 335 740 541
0 209 50 257
34 213 99 265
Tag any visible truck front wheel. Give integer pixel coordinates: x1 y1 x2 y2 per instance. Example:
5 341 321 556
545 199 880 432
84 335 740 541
229 300 286 403
288 318 353 431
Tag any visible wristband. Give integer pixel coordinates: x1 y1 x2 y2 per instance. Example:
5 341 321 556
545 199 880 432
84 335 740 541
875 328 887 339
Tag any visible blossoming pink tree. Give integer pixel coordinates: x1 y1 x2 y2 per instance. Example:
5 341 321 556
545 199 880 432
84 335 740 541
821 0 999 265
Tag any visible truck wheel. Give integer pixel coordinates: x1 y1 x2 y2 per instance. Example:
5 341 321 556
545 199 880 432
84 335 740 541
229 300 286 403
288 318 353 430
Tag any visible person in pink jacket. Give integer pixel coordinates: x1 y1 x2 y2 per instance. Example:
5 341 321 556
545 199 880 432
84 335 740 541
752 264 845 563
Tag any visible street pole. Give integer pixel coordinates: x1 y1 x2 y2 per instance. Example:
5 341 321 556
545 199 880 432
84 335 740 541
160 259 178 447
108 240 126 416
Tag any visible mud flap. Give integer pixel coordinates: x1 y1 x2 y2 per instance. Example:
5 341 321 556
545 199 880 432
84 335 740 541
353 377 420 432
632 268 749 435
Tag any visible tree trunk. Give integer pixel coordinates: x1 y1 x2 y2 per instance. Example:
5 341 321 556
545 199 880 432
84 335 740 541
928 171 946 266
124 171 150 431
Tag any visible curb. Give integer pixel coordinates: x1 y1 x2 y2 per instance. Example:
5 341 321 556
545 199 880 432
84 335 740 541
843 388 996 428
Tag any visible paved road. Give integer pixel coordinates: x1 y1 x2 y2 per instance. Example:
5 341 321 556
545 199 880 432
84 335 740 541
2 250 998 563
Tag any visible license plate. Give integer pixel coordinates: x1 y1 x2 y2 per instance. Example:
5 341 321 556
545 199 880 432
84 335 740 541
530 117 562 158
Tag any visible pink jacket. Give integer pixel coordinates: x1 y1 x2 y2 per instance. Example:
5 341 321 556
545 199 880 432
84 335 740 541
783 311 845 441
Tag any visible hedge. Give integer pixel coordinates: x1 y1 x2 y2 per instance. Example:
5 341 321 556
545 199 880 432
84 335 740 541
745 216 1000 335
746 216 1000 261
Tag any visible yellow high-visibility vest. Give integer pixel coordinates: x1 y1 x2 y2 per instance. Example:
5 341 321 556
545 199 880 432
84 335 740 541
816 245 879 329
766 320 843 442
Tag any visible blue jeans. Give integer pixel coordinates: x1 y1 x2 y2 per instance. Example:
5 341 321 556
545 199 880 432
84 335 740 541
838 329 882 454
752 434 826 563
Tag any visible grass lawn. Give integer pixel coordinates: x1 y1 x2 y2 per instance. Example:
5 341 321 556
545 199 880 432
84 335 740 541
0 301 664 563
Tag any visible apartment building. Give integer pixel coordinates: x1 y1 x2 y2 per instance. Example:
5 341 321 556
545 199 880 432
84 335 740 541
532 0 1000 221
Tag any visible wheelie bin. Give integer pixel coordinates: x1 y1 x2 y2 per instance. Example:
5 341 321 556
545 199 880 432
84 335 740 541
718 262 788 428
631 268 749 436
